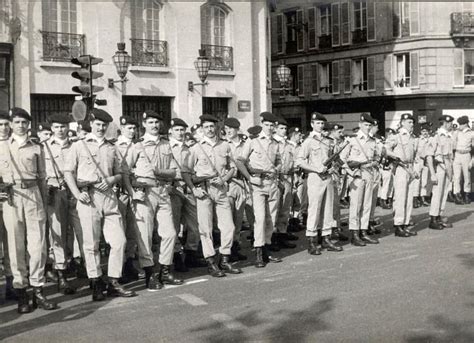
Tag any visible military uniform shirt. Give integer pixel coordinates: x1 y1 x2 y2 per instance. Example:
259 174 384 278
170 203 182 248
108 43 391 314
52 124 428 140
340 131 377 167
189 137 234 178
453 128 474 153
385 128 416 163
169 138 192 180
44 137 72 187
296 131 332 172
426 128 454 163
273 135 294 175
239 132 280 172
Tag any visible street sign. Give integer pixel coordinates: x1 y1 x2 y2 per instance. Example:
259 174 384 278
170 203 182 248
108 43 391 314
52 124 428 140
238 100 251 112
71 100 87 121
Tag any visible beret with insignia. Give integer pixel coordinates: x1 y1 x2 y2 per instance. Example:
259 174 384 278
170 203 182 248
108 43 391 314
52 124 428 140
191 124 201 132
311 112 327 122
171 118 188 128
89 108 113 123
323 122 333 131
333 124 344 130
67 130 77 137
120 116 138 126
260 111 278 123
288 127 301 135
247 125 263 137
439 114 454 123
10 107 32 121
37 122 52 132
49 113 71 124
224 117 240 129
400 113 414 121
200 114 218 123
420 123 430 131
142 110 163 121
275 117 288 127
360 112 375 124
457 115 469 125
0 110 10 120
238 133 248 141
385 128 395 134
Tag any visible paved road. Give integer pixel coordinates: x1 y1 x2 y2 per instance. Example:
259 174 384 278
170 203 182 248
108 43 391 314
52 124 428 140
1 202 473 342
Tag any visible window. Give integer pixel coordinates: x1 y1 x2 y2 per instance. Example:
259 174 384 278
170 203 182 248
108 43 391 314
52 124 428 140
276 14 284 53
332 61 340 94
203 97 229 122
0 0 10 35
320 63 332 93
367 2 376 41
341 2 350 45
285 11 297 53
393 2 419 38
343 60 351 93
353 58 368 91
367 56 376 91
394 53 410 87
308 8 317 49
296 10 304 51
332 3 340 46
464 49 474 85
320 5 331 36
354 1 367 31
42 0 77 34
311 63 318 95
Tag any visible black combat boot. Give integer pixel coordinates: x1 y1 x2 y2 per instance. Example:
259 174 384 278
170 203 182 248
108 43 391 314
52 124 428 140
32 287 58 310
307 237 321 255
464 193 471 204
91 278 106 301
219 255 242 274
160 265 184 285
206 256 226 277
447 191 454 203
421 196 430 207
269 235 281 252
361 230 379 244
5 276 18 301
107 278 137 297
321 236 343 252
121 257 140 282
184 250 207 268
255 247 266 268
230 242 248 262
413 197 420 208
57 270 75 295
351 231 366 246
276 233 297 249
428 216 443 230
331 227 349 241
16 288 32 314
144 266 163 291
45 264 58 283
454 193 464 205
438 216 453 228
173 251 189 273
263 245 283 263
387 198 393 209
394 225 411 237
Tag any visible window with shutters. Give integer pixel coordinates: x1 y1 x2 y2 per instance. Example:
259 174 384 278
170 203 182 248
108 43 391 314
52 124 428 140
341 2 350 45
332 61 340 94
343 60 351 93
308 8 317 49
320 62 332 93
367 56 376 91
285 11 297 53
394 53 410 88
201 2 233 71
393 2 419 38
0 0 10 36
41 0 83 61
276 14 284 53
384 54 393 90
311 63 318 95
131 0 167 66
296 10 305 52
320 5 331 41
352 58 368 91
332 3 340 47
367 2 376 41
464 49 474 85
297 65 305 96
353 1 367 44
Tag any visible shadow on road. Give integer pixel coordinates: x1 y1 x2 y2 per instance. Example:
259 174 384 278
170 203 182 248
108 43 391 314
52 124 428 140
188 298 334 342
456 253 474 270
405 314 474 343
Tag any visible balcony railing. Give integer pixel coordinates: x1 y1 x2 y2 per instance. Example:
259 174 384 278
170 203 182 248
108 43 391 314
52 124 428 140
41 31 85 62
130 38 168 67
451 12 474 37
352 28 367 44
201 44 233 71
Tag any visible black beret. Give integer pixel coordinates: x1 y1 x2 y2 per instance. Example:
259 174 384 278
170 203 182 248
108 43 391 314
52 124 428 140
77 120 91 133
191 124 201 132
119 116 138 126
0 110 9 120
457 115 469 125
10 107 32 121
200 114 219 123
170 118 188 128
360 112 376 124
89 108 113 123
37 122 52 132
352 127 360 133
288 127 301 135
439 115 454 123
238 133 248 141
142 110 163 121
247 125 263 136
323 122 333 131
49 113 71 124
67 130 77 137
310 112 327 122
420 123 430 131
224 117 240 129
400 113 414 121
333 124 344 130
385 128 395 134
275 117 288 127
260 111 278 123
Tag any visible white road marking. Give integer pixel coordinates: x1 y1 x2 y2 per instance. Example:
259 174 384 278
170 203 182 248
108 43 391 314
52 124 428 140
391 254 419 262
176 293 208 306
185 278 209 285
211 313 247 330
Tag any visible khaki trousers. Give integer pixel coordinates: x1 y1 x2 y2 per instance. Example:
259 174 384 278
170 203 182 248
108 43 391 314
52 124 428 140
393 167 415 226
135 185 176 267
170 187 200 252
227 181 247 243
118 193 138 259
429 165 451 217
4 185 47 288
0 209 12 276
195 184 235 258
276 176 293 233
251 179 280 247
348 173 373 231
76 189 125 278
306 173 334 237
48 188 84 270
453 153 471 194
379 169 394 200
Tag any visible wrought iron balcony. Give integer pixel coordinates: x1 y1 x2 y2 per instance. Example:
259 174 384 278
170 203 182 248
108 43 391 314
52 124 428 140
451 12 474 37
41 31 85 62
352 29 367 44
201 44 233 71
130 38 168 67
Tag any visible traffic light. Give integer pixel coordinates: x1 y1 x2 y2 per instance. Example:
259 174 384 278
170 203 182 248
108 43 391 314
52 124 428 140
71 55 107 113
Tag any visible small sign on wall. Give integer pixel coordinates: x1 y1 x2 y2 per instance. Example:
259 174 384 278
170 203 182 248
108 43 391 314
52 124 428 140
238 100 251 112
418 115 427 124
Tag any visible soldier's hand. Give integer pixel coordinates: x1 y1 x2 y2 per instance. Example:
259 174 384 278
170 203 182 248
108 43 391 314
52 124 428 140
318 166 328 174
250 176 262 186
77 191 91 204
132 190 146 202
0 192 9 202
96 180 111 192
211 177 224 187
193 187 207 199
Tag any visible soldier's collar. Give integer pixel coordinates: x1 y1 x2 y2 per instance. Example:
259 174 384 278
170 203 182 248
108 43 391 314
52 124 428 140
200 136 218 147
462 127 471 133
272 134 285 142
116 135 133 145
438 127 450 137
287 140 298 147
258 131 272 140
169 137 184 147
142 133 160 143
85 133 107 145
50 136 69 146
357 131 370 140
10 133 30 146
227 137 242 147
308 131 322 139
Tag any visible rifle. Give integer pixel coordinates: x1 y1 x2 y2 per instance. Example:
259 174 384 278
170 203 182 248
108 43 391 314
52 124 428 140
387 156 419 180
0 176 13 204
192 173 218 186
323 141 349 168
347 160 372 170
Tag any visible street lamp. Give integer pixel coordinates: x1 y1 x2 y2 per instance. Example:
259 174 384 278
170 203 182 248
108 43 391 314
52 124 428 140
268 62 291 92
188 49 211 91
108 42 132 88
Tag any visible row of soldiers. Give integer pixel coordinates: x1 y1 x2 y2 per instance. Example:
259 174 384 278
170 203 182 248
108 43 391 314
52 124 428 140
0 107 471 314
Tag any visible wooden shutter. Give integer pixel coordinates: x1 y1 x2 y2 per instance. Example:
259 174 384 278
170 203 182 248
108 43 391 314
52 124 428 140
410 52 419 87
332 3 340 47
308 8 317 49
409 2 420 35
367 56 376 91
332 61 340 94
367 2 376 41
392 2 400 38
276 14 283 53
341 1 350 45
297 9 304 51
297 65 305 96
343 60 351 93
453 49 464 87
311 63 318 95
384 54 393 90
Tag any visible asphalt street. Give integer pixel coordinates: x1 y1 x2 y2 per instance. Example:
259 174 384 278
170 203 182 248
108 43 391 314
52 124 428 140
0 202 473 343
